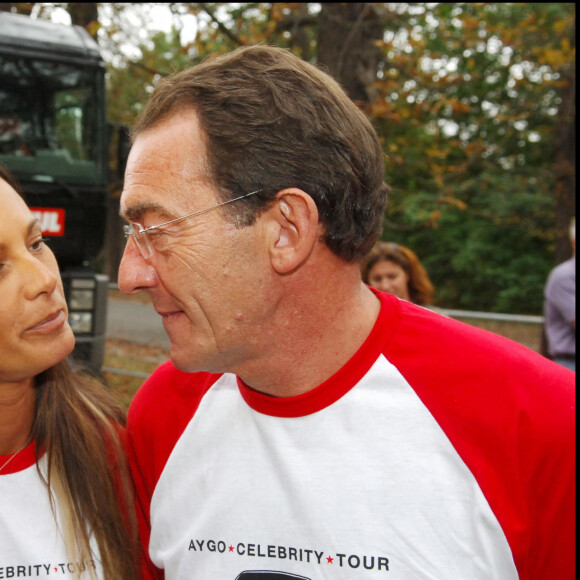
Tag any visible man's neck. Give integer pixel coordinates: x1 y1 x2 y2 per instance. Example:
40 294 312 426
234 260 382 398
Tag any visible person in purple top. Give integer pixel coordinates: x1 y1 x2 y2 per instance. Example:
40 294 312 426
544 217 576 371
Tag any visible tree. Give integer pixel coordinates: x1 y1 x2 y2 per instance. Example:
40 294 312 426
370 3 575 312
67 2 99 38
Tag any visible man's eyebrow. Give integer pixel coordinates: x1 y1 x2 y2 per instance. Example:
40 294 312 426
120 201 175 223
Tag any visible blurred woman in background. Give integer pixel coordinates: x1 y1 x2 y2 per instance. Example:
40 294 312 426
361 241 435 306
0 167 139 579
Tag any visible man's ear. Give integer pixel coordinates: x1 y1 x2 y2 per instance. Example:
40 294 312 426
266 189 320 274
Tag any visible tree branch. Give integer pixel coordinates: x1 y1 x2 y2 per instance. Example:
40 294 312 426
128 59 167 77
336 4 368 78
199 3 243 46
274 13 318 32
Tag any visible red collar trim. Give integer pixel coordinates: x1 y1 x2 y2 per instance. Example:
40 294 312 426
237 290 400 417
0 440 39 475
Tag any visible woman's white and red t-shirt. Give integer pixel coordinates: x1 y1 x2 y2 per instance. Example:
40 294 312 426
127 291 575 580
0 444 105 578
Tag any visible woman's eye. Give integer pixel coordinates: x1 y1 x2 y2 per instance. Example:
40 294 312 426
29 237 49 252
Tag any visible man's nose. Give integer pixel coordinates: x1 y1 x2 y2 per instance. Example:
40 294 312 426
118 239 159 295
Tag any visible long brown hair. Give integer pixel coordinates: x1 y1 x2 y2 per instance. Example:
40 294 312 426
361 241 435 305
32 360 140 579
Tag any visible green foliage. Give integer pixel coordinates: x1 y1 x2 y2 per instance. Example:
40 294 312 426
105 27 192 125
372 3 575 313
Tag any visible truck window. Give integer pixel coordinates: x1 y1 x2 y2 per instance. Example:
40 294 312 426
0 54 103 183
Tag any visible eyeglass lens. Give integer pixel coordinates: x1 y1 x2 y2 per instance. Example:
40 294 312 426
124 223 153 259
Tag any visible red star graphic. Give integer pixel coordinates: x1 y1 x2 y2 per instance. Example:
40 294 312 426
327 556 334 564
229 545 234 552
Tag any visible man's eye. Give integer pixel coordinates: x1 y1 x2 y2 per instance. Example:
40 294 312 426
146 229 167 244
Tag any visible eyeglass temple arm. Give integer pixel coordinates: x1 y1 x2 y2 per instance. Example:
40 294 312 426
140 190 261 234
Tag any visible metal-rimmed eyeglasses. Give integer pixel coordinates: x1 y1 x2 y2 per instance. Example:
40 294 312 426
123 190 260 259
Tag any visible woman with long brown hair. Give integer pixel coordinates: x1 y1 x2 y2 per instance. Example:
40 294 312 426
0 168 139 579
361 241 435 305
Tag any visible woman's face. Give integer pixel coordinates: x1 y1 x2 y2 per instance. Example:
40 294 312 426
0 179 74 383
367 259 410 301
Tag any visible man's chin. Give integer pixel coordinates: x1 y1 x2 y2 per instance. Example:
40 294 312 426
169 344 210 374
170 347 193 372
169 343 232 376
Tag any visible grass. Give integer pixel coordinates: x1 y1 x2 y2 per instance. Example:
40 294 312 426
104 338 169 411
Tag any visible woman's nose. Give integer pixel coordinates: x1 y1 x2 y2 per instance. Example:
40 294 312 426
23 255 58 301
376 278 392 292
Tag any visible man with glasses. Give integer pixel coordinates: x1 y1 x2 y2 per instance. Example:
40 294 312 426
119 45 575 580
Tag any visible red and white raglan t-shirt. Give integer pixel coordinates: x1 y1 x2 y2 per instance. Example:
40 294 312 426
0 444 105 578
127 291 575 580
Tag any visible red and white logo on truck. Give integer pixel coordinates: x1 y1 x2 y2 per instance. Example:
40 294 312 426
29 207 66 236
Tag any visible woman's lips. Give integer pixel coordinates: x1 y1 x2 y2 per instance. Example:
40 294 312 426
25 309 66 334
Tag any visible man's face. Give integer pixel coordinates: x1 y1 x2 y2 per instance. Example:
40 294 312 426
118 111 275 374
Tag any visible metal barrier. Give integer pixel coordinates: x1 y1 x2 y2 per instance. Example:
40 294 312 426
430 307 543 324
429 308 544 353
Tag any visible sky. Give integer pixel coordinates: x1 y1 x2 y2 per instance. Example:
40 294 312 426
33 3 198 45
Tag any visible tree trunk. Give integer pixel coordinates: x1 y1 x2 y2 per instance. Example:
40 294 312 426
316 3 384 107
553 64 575 264
104 187 125 283
67 2 99 38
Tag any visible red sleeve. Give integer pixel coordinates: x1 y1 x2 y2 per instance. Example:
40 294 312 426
386 299 575 580
126 361 221 579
